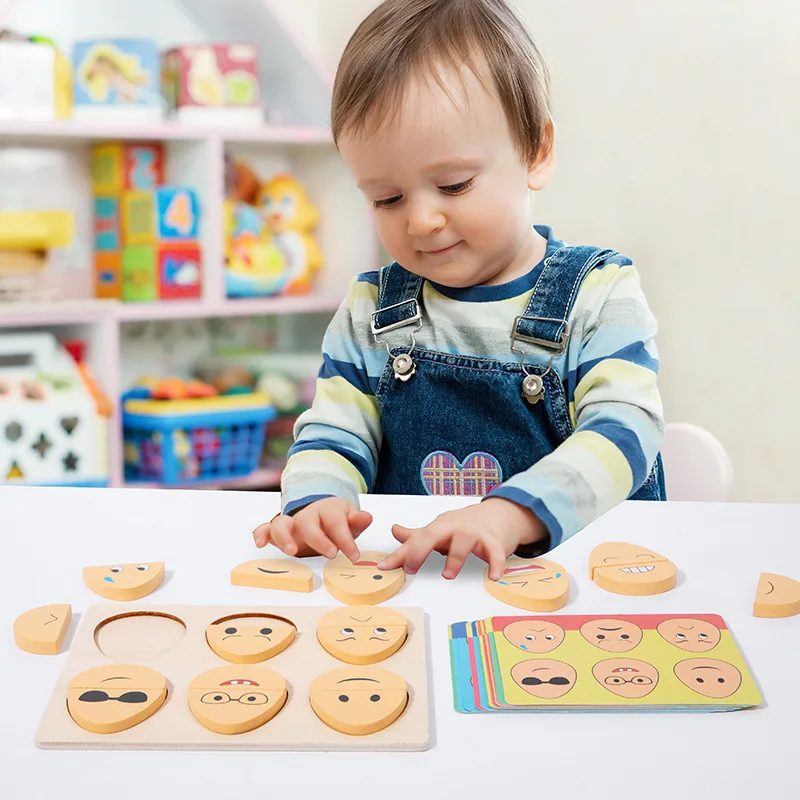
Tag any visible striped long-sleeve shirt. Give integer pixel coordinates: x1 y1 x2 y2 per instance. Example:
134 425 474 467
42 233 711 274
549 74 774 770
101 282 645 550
281 234 665 546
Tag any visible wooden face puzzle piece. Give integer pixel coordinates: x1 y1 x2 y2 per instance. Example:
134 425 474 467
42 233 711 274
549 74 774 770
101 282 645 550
83 562 165 601
67 664 167 734
592 658 659 699
205 615 296 664
484 557 569 612
589 542 676 596
323 552 406 605
316 605 408 665
502 619 566 653
14 604 72 655
656 618 721 652
309 667 408 735
188 666 287 735
674 658 742 699
230 558 313 593
510 659 577 700
579 618 643 652
753 573 800 618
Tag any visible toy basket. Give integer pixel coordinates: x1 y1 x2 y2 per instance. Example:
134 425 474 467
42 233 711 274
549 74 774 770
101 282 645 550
122 392 275 485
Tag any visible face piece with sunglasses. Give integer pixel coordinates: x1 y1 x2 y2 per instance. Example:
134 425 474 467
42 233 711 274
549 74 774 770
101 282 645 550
67 664 168 734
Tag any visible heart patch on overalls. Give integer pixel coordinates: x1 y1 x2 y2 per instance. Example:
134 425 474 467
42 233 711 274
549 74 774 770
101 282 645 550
420 451 503 496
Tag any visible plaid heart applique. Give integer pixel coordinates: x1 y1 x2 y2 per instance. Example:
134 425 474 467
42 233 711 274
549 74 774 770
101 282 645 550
420 451 503 496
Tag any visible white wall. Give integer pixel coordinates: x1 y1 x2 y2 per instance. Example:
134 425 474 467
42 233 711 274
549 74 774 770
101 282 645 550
295 0 800 504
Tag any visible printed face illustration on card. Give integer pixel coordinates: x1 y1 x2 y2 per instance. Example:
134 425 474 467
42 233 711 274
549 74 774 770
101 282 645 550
589 543 676 596
657 618 721 652
502 619 566 653
592 658 659 699
510 659 577 700
674 658 742 699
67 664 167 734
188 666 288 735
484 557 569 612
579 618 643 652
323 552 406 605
317 605 408 664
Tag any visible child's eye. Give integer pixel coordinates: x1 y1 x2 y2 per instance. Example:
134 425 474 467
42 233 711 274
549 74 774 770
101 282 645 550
373 195 403 209
439 178 475 195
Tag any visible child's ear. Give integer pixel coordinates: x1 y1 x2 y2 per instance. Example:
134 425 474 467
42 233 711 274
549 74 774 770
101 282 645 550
527 120 555 191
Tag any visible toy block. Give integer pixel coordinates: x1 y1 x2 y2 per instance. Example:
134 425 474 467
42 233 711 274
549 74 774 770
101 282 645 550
94 251 121 299
157 187 200 242
122 246 157 302
123 144 164 190
121 190 156 245
205 616 296 664
14 604 72 655
83 561 165 601
589 542 677 596
484 557 569 612
93 196 120 251
753 572 800 618
323 552 406 605
159 244 202 300
189 666 287 735
231 558 313 592
91 145 124 194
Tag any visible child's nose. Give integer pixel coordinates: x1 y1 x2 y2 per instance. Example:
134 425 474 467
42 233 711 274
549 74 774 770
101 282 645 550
406 202 445 238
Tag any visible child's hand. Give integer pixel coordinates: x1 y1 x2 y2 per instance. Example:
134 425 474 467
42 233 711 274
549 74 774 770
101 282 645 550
377 498 547 581
252 498 372 563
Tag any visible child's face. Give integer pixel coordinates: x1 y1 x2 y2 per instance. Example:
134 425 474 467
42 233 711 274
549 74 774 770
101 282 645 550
339 62 553 288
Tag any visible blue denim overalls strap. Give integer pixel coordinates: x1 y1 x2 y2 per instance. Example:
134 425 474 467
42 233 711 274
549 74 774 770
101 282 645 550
370 248 665 505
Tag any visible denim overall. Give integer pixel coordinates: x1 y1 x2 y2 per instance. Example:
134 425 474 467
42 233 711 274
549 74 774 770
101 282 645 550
369 245 666 523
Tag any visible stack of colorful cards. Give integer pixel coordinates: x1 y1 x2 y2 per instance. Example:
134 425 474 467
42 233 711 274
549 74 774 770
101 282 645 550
448 613 762 712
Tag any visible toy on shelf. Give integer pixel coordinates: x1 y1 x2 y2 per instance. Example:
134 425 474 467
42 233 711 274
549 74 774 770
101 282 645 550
0 332 111 487
122 380 275 486
0 210 74 303
0 32 71 121
224 156 323 298
91 143 202 302
163 43 262 126
72 39 163 122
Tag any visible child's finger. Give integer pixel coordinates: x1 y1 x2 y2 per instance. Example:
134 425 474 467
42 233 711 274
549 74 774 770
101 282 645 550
389 529 440 575
294 514 337 559
348 510 373 537
442 534 475 580
269 516 298 556
322 512 361 563
390 524 417 544
482 536 508 582
252 522 271 549
377 541 411 572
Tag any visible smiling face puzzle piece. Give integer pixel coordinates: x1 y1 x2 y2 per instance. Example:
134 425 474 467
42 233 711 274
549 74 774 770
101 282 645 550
205 615 296 664
657 618 721 652
753 573 800 618
674 658 742 699
484 557 569 612
83 562 165 601
230 558 313 593
323 552 406 605
579 618 643 652
502 619 566 653
317 605 408 665
592 658 659 699
188 665 287 735
67 664 167 734
510 659 577 700
14 604 72 655
589 542 676 596
310 666 408 735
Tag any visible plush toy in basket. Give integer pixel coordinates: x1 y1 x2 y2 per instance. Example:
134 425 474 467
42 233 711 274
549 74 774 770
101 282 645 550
122 377 275 486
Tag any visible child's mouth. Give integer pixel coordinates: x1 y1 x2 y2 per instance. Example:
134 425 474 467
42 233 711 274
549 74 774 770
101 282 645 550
423 242 460 256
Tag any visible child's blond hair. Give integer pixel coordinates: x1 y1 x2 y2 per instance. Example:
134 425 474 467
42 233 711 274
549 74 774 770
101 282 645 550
331 0 552 164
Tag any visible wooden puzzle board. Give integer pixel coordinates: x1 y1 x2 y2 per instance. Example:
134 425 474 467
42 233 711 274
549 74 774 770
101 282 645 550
36 604 430 751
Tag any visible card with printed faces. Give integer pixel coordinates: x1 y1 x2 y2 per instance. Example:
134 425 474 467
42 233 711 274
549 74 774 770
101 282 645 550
448 614 763 712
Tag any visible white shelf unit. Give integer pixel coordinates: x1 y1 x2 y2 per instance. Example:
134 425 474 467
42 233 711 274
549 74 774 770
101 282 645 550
0 0 378 489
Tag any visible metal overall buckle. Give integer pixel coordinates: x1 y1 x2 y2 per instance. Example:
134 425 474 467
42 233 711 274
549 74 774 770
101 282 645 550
511 315 569 404
371 300 423 382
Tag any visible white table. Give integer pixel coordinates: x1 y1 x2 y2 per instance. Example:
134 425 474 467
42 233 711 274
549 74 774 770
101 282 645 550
2 486 798 799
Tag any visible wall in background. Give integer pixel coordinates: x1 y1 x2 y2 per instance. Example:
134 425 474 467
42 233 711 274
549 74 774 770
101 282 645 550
290 0 799 503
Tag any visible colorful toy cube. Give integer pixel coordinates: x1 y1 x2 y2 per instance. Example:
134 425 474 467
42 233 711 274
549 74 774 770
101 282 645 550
92 143 164 194
159 245 202 300
122 245 157 302
120 187 200 246
162 43 262 125
72 39 162 121
93 197 121 251
94 251 122 299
